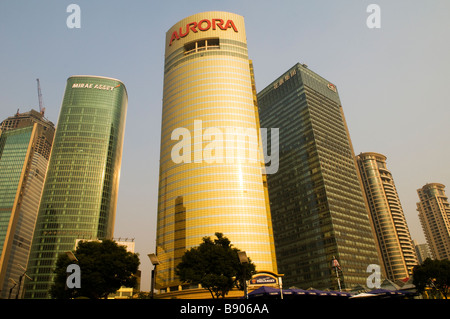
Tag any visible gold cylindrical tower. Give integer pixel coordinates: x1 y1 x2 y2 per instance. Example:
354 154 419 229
156 12 277 293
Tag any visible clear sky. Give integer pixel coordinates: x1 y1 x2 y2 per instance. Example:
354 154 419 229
1 0 449 291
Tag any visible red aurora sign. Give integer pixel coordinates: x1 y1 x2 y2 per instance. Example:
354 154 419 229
169 19 238 46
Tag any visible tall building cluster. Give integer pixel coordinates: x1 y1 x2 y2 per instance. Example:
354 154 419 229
0 11 447 299
0 76 128 299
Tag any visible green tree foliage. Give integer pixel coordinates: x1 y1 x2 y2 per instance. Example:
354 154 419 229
50 240 140 299
413 258 450 299
175 232 256 298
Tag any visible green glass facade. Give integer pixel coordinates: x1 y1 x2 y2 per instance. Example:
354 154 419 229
0 110 55 299
0 127 34 255
257 63 382 290
24 76 127 299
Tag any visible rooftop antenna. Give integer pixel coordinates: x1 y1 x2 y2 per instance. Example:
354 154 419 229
36 78 45 115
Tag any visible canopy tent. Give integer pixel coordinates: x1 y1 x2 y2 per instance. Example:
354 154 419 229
380 278 401 290
350 288 405 299
304 289 352 298
248 286 283 298
248 286 353 299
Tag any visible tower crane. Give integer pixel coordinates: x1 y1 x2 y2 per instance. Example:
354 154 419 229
36 78 45 115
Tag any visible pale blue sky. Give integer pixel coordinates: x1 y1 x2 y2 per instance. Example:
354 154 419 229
1 1 449 290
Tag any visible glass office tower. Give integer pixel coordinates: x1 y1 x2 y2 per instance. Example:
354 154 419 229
357 152 417 281
0 110 55 299
24 76 127 298
257 63 382 290
155 12 277 294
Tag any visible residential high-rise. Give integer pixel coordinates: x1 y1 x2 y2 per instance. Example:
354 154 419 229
257 63 383 290
416 183 450 261
413 240 433 264
155 12 277 295
356 152 418 281
0 110 55 299
24 76 128 298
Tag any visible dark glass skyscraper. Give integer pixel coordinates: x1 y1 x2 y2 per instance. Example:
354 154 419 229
24 76 128 298
257 63 382 290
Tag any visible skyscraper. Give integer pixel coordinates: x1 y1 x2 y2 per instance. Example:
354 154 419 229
257 63 383 290
356 152 417 280
155 12 277 295
0 110 55 299
417 183 450 261
413 240 432 264
24 76 128 298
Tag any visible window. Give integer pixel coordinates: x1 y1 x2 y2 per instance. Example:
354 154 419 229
184 38 220 55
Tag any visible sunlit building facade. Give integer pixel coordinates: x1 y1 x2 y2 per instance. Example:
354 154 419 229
24 76 128 298
155 12 277 294
0 110 55 299
257 63 383 290
417 183 450 261
413 240 432 264
357 152 417 280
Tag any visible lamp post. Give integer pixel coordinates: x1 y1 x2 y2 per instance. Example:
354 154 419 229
331 256 342 292
8 278 17 299
279 276 284 300
148 253 160 299
16 264 32 299
238 251 249 299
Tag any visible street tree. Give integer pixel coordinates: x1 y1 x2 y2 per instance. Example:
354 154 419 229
413 258 450 299
175 232 256 298
50 239 140 299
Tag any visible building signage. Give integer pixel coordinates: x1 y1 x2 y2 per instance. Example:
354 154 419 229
273 69 297 89
169 19 238 46
72 83 120 91
327 83 337 92
250 275 277 285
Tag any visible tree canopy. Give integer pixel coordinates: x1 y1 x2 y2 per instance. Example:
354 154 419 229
175 232 256 298
413 258 450 299
50 239 140 299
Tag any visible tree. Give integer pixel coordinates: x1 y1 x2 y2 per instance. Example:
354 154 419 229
413 258 450 299
50 240 140 299
175 232 256 298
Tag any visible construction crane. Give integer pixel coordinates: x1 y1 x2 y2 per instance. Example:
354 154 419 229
36 78 45 115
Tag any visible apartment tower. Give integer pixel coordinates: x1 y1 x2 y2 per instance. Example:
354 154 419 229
413 240 432 264
257 63 383 290
417 183 450 260
357 152 417 280
24 76 128 298
155 12 277 294
0 110 55 298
